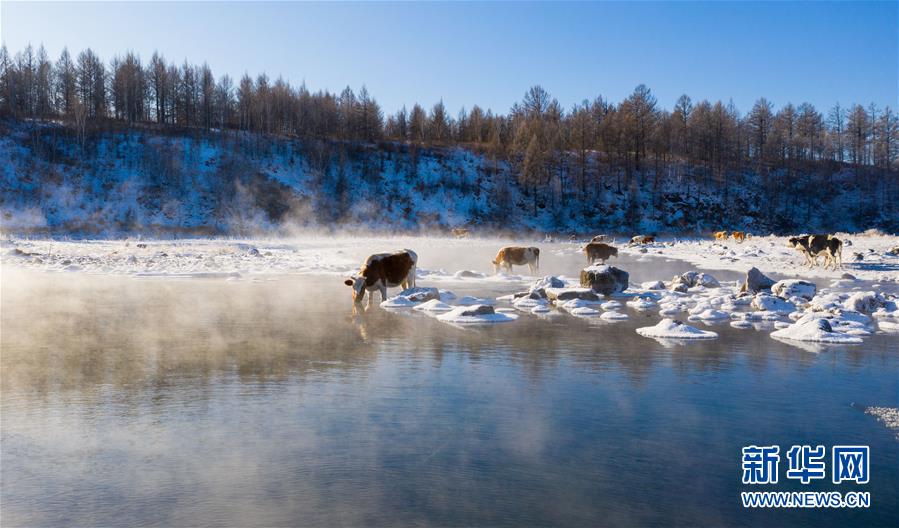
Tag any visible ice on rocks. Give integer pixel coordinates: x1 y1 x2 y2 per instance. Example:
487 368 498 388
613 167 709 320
579 265 629 295
600 300 622 310
436 305 518 324
600 311 629 321
751 293 796 315
626 297 657 311
772 280 816 300
570 306 601 316
636 318 718 339
688 309 730 321
641 280 666 290
770 316 864 344
843 291 886 314
453 270 486 279
413 299 454 312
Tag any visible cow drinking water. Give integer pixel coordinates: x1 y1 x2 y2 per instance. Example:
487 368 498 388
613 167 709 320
344 249 418 306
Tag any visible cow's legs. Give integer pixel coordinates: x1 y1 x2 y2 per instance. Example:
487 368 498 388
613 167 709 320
380 285 388 303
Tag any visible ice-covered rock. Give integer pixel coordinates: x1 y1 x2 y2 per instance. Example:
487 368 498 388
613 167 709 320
843 291 886 314
513 296 548 309
600 311 628 321
531 305 551 314
413 299 454 312
453 270 486 279
396 287 440 303
579 265 629 295
751 293 796 315
771 280 816 300
641 280 666 290
636 318 718 339
626 297 657 310
545 287 600 302
671 271 721 290
437 305 518 324
531 275 566 291
570 306 601 316
688 309 730 321
600 300 622 310
740 267 775 294
808 292 848 312
770 317 863 344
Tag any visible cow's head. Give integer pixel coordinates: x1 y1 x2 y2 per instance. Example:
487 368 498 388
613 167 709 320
787 236 803 249
344 276 366 303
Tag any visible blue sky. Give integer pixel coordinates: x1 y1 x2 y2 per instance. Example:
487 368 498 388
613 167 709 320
2 1 896 116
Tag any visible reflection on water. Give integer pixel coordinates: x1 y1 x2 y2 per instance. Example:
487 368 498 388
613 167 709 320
2 254 898 527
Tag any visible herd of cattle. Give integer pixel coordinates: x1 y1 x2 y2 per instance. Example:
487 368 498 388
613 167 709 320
344 232 847 305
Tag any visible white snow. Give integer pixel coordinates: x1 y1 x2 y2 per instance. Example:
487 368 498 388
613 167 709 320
436 305 518 324
413 299 454 312
770 316 863 344
618 233 899 283
636 318 718 339
600 311 628 321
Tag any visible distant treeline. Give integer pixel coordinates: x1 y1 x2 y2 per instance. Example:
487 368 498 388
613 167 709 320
1 44 897 204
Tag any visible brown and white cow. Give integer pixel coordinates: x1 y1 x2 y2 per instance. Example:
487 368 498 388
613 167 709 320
492 246 540 274
584 242 618 264
344 249 418 306
713 230 728 242
630 235 655 244
731 231 746 243
591 234 610 243
451 228 470 239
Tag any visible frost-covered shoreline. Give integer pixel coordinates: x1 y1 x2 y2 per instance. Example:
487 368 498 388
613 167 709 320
2 232 897 283
613 232 899 283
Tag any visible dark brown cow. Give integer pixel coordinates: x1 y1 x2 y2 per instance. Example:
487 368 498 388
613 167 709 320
344 249 418 306
788 234 843 270
492 246 540 274
584 242 618 264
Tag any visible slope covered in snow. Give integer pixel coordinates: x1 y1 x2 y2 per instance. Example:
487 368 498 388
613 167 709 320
1 120 897 236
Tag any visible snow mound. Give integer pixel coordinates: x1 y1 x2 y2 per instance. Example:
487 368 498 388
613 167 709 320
600 311 629 321
770 317 863 344
751 293 796 315
636 318 718 339
413 299 454 312
453 270 486 279
436 305 518 324
772 280 816 300
688 309 730 321
843 291 886 314
626 297 657 310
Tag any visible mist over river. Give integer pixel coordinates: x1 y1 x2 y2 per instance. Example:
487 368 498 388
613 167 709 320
1 240 897 527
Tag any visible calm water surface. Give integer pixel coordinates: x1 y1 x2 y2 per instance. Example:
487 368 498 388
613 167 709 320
2 243 898 527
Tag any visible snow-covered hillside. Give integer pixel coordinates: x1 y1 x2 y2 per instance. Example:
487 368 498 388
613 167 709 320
1 120 895 236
